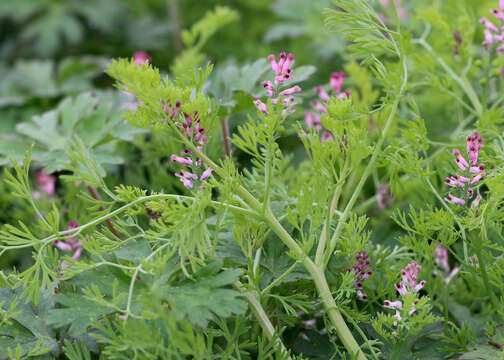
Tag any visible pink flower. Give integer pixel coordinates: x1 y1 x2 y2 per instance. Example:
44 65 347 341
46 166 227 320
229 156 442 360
170 154 192 165
200 168 213 181
268 52 295 85
54 221 83 270
384 300 403 310
444 194 466 205
480 17 499 33
36 170 56 196
133 51 151 66
445 132 487 207
254 99 269 115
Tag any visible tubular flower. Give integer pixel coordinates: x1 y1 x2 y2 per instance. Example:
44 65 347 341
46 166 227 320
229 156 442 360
255 52 301 116
54 221 83 269
377 182 394 210
444 132 486 210
347 251 373 301
479 2 504 55
305 71 350 142
383 260 426 325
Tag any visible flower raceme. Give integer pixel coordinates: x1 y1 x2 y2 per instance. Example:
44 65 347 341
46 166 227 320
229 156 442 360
383 261 426 325
480 1 504 55
444 132 485 209
347 251 373 301
254 52 301 117
305 72 350 142
168 110 213 189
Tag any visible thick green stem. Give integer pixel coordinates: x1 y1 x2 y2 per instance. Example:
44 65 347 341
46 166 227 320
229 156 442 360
186 129 366 358
303 259 367 360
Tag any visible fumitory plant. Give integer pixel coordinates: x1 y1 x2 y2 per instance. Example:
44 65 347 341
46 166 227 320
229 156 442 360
1 0 504 359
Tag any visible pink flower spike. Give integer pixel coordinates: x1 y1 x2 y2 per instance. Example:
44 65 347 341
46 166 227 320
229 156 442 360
470 171 486 184
267 55 279 74
500 0 504 10
36 170 56 196
200 168 213 181
279 85 301 96
314 86 330 102
133 51 151 66
480 17 498 32
384 300 403 309
444 194 466 205
254 99 269 115
170 154 193 165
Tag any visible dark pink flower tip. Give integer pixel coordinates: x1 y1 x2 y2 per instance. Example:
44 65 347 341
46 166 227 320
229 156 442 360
133 51 151 66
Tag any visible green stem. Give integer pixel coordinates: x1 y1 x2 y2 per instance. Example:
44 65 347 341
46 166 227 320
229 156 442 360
261 261 300 295
234 281 293 360
187 131 366 358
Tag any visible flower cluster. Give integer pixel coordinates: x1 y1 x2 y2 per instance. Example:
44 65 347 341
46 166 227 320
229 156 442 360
347 251 373 301
444 132 485 209
480 1 504 55
53 221 83 269
169 111 213 189
304 72 350 142
254 52 302 116
384 261 426 325
433 244 460 284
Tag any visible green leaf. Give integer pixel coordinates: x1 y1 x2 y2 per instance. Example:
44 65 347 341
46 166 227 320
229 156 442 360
47 294 116 336
155 263 247 327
